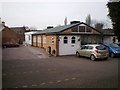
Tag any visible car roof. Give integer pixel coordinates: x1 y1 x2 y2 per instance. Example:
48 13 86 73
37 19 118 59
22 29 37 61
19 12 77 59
102 42 111 44
83 44 103 46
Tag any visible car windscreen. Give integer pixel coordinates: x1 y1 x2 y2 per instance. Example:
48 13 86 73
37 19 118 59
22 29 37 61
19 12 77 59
96 46 106 50
109 43 119 48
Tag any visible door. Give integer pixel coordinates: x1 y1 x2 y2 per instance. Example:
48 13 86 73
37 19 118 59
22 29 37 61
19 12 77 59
47 46 51 54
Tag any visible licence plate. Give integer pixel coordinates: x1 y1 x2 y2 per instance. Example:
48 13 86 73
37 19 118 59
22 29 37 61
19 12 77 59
102 55 107 57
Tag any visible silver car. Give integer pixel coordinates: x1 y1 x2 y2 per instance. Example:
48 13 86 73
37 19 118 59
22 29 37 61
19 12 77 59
76 44 109 61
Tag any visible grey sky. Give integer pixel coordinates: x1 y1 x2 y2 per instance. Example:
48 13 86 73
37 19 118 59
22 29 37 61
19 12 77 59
0 0 112 30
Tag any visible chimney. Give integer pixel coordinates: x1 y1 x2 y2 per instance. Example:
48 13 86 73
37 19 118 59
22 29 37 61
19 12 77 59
47 26 54 29
70 21 80 24
2 21 5 26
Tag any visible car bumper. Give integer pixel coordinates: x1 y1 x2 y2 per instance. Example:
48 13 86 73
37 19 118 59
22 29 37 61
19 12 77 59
114 53 120 57
96 54 109 59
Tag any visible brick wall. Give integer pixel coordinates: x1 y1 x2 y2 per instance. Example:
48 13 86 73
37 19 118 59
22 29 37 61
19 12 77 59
32 34 59 56
32 35 37 46
2 27 19 43
45 35 58 56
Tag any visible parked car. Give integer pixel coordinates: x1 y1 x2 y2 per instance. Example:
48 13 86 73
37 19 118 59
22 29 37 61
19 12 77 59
100 42 120 57
2 42 20 48
76 44 109 61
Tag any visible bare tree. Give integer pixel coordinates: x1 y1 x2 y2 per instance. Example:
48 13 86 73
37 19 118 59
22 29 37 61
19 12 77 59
85 14 91 25
64 17 67 25
95 23 104 30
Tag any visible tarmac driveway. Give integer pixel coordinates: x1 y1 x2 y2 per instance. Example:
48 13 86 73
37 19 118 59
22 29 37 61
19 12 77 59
2 46 119 88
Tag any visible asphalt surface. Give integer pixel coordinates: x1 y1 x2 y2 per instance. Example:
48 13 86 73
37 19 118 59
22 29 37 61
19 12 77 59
2 46 119 88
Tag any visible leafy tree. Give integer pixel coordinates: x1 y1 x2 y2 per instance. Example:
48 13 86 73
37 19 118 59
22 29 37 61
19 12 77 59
107 1 120 41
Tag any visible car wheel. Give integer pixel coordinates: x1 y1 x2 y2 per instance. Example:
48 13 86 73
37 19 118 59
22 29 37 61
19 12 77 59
3 46 7 48
76 52 80 57
110 53 115 58
90 55 96 61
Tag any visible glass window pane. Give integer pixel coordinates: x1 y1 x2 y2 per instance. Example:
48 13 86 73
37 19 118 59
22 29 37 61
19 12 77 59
79 26 85 32
86 27 92 32
71 37 76 44
72 26 78 32
63 37 68 44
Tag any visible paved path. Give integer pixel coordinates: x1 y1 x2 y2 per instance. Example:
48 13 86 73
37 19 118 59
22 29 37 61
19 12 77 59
26 46 49 59
2 46 119 88
2 46 49 60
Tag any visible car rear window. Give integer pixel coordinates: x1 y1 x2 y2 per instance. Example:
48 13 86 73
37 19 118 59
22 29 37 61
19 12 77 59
96 46 106 50
87 46 93 50
109 43 119 48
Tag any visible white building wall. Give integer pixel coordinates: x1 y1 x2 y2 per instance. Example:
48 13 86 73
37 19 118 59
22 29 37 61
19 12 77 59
25 34 32 45
59 35 81 55
25 32 37 45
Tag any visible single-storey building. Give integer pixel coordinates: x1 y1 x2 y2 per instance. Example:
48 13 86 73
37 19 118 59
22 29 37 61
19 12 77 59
31 21 103 56
25 31 41 45
101 29 119 43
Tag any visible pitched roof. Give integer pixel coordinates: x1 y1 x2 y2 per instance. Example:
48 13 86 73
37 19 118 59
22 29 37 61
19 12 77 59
33 22 101 35
10 27 26 31
102 29 114 33
98 29 115 36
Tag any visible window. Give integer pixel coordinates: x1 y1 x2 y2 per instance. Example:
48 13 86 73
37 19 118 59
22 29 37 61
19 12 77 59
96 46 106 50
38 37 41 43
63 36 68 44
33 36 36 42
109 43 119 48
79 26 85 32
81 46 86 49
43 36 46 43
86 27 92 32
51 37 54 44
71 36 76 44
87 46 93 50
72 26 78 32
29 35 31 40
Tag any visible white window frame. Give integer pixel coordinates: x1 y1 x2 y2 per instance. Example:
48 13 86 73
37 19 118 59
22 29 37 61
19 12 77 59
71 36 76 44
43 36 46 44
63 36 68 44
33 36 36 42
51 37 54 44
29 35 31 40
72 25 92 33
38 36 41 43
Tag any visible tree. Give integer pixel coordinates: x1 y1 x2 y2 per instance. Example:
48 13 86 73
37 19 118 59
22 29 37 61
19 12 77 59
95 23 104 30
85 14 91 25
107 1 120 41
64 17 67 25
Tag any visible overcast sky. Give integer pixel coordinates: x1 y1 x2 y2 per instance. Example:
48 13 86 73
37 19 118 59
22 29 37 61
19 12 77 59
0 0 112 30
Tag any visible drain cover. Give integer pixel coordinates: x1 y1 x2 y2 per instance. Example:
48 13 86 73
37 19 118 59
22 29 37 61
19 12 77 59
37 54 42 55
